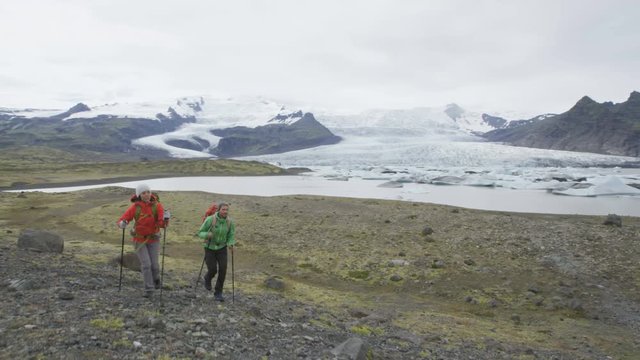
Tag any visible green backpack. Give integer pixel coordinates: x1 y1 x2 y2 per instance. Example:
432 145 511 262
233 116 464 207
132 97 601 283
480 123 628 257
130 192 160 223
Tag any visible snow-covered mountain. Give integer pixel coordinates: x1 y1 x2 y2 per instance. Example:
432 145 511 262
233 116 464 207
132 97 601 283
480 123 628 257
0 96 330 158
0 95 556 158
138 97 548 156
313 103 544 138
129 97 317 157
3 95 638 199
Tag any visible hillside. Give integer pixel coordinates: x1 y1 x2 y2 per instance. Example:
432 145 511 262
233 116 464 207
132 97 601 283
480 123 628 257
0 147 293 189
1 186 639 359
0 103 194 156
0 99 342 159
483 91 640 157
212 113 341 157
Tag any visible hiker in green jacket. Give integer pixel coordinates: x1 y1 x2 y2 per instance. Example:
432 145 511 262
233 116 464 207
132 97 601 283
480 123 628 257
197 202 235 301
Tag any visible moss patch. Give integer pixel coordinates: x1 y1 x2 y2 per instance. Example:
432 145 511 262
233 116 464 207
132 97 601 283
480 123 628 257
90 317 124 330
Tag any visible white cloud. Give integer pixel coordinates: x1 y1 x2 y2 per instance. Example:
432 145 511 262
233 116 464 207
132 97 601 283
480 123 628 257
1 0 638 116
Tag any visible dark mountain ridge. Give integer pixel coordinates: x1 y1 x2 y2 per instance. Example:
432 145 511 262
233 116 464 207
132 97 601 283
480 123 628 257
0 103 195 155
483 91 640 157
0 103 341 158
212 112 341 157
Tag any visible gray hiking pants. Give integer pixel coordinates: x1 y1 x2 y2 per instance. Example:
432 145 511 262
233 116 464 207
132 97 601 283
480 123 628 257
134 241 160 291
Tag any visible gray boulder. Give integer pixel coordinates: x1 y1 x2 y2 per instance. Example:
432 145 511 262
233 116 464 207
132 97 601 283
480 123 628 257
603 214 622 227
330 337 369 360
264 276 285 291
17 229 63 253
112 252 141 271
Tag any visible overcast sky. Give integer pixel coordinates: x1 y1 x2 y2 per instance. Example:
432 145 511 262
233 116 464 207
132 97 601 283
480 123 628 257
1 0 638 116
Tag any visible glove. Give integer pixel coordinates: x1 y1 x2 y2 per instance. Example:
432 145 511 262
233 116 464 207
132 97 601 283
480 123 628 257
163 209 171 220
118 220 128 229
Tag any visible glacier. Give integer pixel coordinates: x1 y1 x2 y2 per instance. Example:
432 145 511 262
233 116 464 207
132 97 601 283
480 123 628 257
127 96 640 200
8 95 638 204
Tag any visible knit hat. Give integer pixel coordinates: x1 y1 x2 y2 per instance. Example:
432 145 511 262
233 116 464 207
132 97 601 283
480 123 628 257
135 183 151 197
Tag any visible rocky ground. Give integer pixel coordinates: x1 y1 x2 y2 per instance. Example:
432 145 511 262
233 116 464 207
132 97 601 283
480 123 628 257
1 187 639 359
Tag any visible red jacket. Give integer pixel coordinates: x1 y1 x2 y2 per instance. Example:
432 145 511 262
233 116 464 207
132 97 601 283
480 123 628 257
118 196 165 243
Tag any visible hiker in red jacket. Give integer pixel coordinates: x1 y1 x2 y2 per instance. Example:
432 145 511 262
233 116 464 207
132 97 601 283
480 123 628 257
117 183 167 298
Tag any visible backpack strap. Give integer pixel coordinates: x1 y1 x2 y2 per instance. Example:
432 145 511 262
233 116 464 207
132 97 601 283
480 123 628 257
134 202 158 223
209 215 217 232
208 214 232 237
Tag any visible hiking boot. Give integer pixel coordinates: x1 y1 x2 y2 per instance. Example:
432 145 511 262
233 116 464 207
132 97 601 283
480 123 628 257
204 281 212 291
154 279 161 289
214 293 225 302
143 290 153 298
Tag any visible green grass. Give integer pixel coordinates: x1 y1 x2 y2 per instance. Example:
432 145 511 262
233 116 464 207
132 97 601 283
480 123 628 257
2 184 640 359
0 146 289 187
90 317 124 330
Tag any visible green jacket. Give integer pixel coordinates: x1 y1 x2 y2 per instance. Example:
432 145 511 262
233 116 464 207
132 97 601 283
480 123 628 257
198 212 235 250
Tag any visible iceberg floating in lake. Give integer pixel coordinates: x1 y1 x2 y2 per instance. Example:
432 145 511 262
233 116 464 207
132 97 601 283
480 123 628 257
551 176 640 197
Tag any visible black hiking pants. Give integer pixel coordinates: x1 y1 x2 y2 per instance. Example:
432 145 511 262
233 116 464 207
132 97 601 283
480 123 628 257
204 246 228 295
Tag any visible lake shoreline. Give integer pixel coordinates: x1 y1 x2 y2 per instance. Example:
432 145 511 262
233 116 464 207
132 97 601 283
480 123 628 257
2 175 176 191
11 175 640 217
1 167 313 191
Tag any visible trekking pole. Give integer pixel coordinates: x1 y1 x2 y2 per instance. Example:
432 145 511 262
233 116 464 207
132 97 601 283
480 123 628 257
159 226 167 301
159 209 171 305
118 227 125 291
194 216 217 295
194 237 213 294
231 246 235 304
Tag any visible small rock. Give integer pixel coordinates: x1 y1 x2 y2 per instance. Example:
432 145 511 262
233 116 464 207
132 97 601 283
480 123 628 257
58 291 74 300
331 337 369 360
348 309 369 318
24 325 37 330
527 285 541 294
133 341 142 348
603 214 622 227
150 318 166 331
8 279 35 291
421 226 434 236
463 258 476 266
388 259 409 267
264 276 285 291
390 275 403 282
533 296 545 306
569 299 584 311
431 260 445 269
